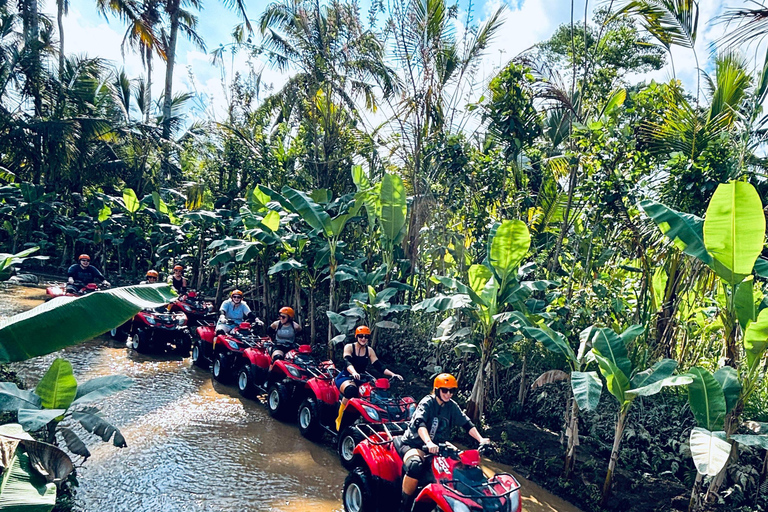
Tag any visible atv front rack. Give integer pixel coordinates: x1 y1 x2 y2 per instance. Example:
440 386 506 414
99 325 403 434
351 421 409 445
444 472 520 502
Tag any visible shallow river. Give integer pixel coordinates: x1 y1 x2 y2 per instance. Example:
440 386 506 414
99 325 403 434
0 284 581 512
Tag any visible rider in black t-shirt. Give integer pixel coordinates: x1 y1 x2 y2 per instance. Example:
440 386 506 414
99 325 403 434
66 254 110 293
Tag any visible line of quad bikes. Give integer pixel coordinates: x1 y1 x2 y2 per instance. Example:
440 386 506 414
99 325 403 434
46 282 523 512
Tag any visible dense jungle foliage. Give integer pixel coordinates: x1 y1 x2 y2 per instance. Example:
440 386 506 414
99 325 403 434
2 0 768 510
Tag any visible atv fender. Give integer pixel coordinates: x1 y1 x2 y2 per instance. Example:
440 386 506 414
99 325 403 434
243 347 270 370
413 485 450 510
353 442 401 483
346 398 381 423
306 378 340 405
197 325 215 343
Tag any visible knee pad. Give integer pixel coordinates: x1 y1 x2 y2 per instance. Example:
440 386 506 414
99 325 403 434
343 385 359 400
404 455 425 479
272 351 284 361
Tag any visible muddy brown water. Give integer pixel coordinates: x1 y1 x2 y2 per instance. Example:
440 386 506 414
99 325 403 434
0 284 581 512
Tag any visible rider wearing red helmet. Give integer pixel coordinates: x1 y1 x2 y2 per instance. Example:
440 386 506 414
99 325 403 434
66 254 110 293
268 306 302 361
169 264 188 295
334 325 402 430
397 373 489 512
216 289 252 334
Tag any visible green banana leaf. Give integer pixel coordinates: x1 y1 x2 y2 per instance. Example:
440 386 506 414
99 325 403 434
686 367 727 431
703 181 765 285
268 259 305 275
593 353 630 405
731 434 768 450
0 284 177 363
432 276 485 307
73 375 133 405
626 375 692 399
522 326 577 363
412 294 473 313
35 359 77 410
689 427 732 476
638 199 712 265
713 366 741 415
744 308 768 371
571 371 602 411
489 220 530 284
630 358 677 389
261 210 280 232
734 277 756 330
379 173 407 244
282 187 333 236
591 328 632 378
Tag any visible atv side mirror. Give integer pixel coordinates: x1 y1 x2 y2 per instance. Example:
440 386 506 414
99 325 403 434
374 378 390 390
86 283 99 291
239 322 251 330
188 291 197 298
298 344 312 355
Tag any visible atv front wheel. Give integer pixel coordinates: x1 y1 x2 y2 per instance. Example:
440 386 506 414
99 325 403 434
238 365 256 398
110 325 128 342
267 382 291 418
212 353 230 382
342 467 375 512
191 341 207 368
338 426 365 470
176 333 192 356
298 398 322 440
130 330 149 353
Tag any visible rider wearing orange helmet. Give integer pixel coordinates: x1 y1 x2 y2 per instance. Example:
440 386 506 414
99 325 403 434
141 270 159 284
66 254 109 292
269 306 302 361
215 289 252 334
334 325 402 430
398 373 489 512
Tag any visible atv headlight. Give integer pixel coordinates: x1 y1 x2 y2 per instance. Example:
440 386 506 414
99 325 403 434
287 366 302 378
444 497 472 512
175 315 186 326
362 405 380 422
145 316 156 325
182 304 192 312
227 340 239 350
408 403 416 417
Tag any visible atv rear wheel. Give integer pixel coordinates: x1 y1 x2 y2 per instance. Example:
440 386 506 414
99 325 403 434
267 382 291 418
212 353 230 383
110 325 127 342
238 365 256 398
130 330 149 353
338 426 365 470
298 398 322 440
342 467 376 512
191 341 207 368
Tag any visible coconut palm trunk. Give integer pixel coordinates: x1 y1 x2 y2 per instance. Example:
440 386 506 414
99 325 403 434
162 1 180 140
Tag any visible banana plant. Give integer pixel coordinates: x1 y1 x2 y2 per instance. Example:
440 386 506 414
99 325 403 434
590 325 692 503
352 167 407 282
641 180 767 499
0 423 74 512
684 365 741 510
256 184 362 353
0 358 131 459
0 246 46 280
524 325 603 478
413 219 555 421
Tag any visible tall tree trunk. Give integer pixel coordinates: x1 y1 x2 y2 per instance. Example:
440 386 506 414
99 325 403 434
517 353 528 406
309 283 316 347
466 340 489 422
57 0 65 92
162 0 180 141
146 48 153 123
601 408 628 505
327 253 336 359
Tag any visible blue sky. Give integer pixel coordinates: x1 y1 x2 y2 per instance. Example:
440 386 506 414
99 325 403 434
58 0 737 123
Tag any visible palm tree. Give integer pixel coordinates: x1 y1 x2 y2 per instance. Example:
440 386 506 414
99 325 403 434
254 0 398 193
384 0 504 289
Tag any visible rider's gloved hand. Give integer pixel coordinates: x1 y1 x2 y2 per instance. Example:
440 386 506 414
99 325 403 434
102 280 110 287
391 373 403 380
67 278 74 284
479 437 490 445
426 441 439 454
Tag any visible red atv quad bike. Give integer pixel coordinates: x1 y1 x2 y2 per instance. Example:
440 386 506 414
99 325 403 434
237 343 337 420
342 434 522 512
124 307 192 354
191 321 269 382
296 372 416 469
169 291 216 327
46 282 100 300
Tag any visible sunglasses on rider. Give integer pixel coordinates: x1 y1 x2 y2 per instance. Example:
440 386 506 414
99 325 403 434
279 314 288 319
232 295 243 299
356 334 370 339
438 388 455 395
